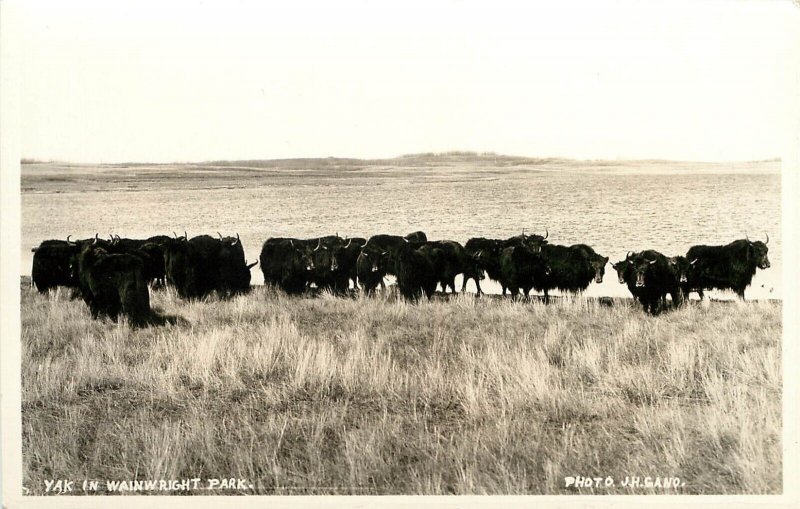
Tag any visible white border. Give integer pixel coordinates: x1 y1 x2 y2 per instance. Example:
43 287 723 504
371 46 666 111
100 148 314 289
2 1 799 508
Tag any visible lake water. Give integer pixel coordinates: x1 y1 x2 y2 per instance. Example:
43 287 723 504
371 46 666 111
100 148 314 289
21 163 781 300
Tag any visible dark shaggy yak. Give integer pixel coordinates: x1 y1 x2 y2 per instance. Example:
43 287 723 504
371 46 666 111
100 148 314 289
463 237 506 295
534 243 606 302
391 242 440 301
356 244 389 296
259 238 313 296
498 245 551 298
569 244 609 284
302 236 350 294
76 243 152 325
425 240 483 294
684 237 770 300
163 234 256 299
612 250 685 315
335 237 368 290
31 237 82 293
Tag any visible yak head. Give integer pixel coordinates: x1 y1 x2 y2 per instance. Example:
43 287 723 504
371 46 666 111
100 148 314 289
592 255 609 284
518 228 548 253
466 252 486 281
404 231 428 244
612 253 632 284
630 256 657 287
286 239 314 272
743 233 770 270
749 234 770 270
359 247 387 273
668 256 691 283
310 238 338 272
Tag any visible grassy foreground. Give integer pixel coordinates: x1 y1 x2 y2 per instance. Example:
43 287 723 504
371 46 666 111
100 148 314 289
21 284 781 495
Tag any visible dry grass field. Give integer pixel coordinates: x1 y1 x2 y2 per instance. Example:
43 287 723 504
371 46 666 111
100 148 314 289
21 281 781 495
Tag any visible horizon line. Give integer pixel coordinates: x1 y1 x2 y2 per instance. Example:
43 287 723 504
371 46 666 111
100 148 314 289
19 151 783 166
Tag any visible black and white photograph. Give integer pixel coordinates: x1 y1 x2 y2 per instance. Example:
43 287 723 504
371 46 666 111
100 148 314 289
1 0 798 505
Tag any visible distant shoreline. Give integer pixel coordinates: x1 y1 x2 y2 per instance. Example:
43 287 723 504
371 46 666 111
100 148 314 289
20 152 782 168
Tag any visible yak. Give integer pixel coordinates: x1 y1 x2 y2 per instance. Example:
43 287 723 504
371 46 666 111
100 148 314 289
534 243 606 302
391 241 440 301
356 244 389 296
76 242 151 325
498 245 551 298
612 250 685 315
31 237 83 293
569 244 609 285
463 237 506 295
259 238 313 295
330 237 368 290
302 236 351 294
425 240 483 294
163 233 255 299
684 236 770 300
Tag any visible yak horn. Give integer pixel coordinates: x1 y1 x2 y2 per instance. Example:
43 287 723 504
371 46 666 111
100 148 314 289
690 258 698 265
66 235 72 243
218 232 223 239
184 231 187 240
765 233 769 245
360 239 368 247
544 228 549 240
313 239 322 251
246 260 258 269
345 238 352 248
235 233 240 245
173 231 179 239
649 259 657 264
31 247 38 252
522 228 527 238
289 239 294 248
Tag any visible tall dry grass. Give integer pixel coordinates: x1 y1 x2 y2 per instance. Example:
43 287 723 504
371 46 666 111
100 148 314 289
21 285 781 495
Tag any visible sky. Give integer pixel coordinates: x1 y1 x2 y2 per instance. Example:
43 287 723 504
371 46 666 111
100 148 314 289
16 0 800 163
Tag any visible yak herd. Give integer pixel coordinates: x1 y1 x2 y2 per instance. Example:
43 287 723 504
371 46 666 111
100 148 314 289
30 230 771 326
